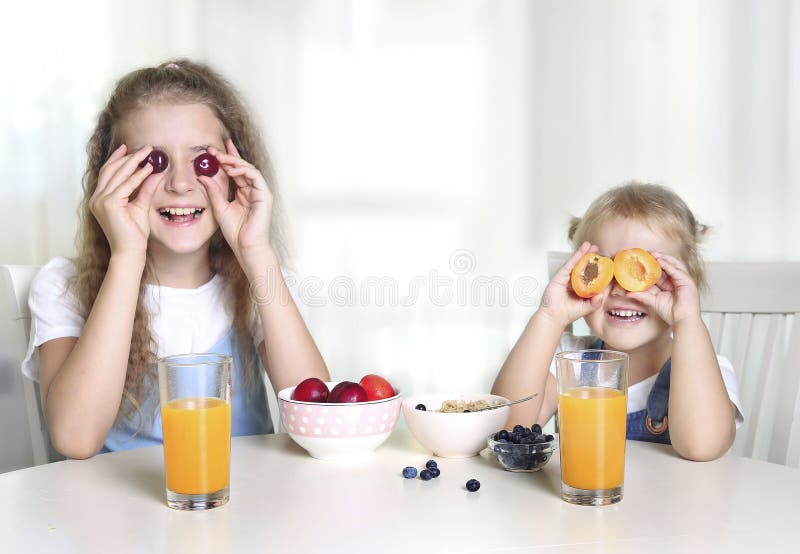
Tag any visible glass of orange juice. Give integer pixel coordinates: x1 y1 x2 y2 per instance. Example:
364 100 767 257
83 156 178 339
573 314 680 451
555 350 628 506
157 353 232 510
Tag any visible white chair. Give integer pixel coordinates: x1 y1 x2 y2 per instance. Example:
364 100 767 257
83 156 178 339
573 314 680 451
0 265 63 465
547 252 800 467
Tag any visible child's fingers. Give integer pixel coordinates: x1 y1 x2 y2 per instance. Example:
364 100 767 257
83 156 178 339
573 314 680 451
588 288 608 310
653 271 675 292
226 138 243 158
95 144 131 195
626 290 658 308
556 242 592 281
102 146 154 196
130 175 161 210
208 144 255 169
199 177 230 215
226 166 269 191
106 164 154 201
655 255 693 288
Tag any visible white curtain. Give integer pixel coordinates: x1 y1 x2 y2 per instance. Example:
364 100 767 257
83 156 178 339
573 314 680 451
1 0 798 471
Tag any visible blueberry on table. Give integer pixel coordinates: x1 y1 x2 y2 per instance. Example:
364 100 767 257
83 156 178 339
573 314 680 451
466 479 480 492
425 460 438 469
415 404 427 411
403 467 418 479
429 467 441 478
420 469 432 481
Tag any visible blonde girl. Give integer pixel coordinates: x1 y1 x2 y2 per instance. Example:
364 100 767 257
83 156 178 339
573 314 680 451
493 183 742 461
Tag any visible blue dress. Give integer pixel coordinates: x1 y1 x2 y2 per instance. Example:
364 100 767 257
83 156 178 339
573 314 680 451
100 328 273 453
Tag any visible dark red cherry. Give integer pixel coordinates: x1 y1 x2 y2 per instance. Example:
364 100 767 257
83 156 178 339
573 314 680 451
138 149 169 173
193 153 219 177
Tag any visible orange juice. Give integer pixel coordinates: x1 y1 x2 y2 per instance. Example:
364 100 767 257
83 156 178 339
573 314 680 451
558 387 627 490
161 397 231 495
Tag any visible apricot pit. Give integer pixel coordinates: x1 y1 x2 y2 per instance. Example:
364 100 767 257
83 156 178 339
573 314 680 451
571 253 614 298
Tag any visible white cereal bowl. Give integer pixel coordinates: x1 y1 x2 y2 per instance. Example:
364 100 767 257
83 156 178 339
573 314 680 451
277 381 402 460
402 393 510 458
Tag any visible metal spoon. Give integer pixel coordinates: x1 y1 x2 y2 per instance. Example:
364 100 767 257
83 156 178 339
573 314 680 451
472 393 538 412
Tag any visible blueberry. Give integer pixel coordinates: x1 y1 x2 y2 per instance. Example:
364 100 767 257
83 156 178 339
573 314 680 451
533 435 548 444
415 403 427 411
402 466 418 479
513 424 525 434
429 467 441 478
420 469 432 481
498 429 509 441
520 436 534 444
509 432 521 444
466 479 480 492
493 432 503 441
544 434 554 442
532 423 542 435
425 460 438 469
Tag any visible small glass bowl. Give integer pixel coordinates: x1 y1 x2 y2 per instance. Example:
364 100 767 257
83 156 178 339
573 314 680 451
487 434 558 472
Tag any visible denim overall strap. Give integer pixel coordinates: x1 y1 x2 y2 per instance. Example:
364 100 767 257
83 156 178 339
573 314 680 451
101 327 272 453
626 358 672 445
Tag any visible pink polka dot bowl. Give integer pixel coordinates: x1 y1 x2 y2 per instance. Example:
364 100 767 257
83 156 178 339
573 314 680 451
277 381 402 460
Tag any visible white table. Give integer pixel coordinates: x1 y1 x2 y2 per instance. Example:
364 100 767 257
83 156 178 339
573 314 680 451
1 429 797 553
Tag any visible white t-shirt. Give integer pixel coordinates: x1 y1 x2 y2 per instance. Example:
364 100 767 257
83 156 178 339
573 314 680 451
550 333 745 428
22 257 265 382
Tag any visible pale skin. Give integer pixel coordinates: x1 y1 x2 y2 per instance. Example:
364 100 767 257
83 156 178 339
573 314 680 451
492 217 736 462
39 103 329 459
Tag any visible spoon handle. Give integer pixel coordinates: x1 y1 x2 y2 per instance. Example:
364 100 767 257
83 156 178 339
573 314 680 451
479 393 538 411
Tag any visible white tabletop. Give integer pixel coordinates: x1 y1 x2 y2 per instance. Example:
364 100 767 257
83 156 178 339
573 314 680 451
1 429 797 553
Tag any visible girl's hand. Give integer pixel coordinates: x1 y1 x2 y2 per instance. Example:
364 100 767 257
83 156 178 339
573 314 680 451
90 144 161 256
627 252 701 325
538 242 609 329
199 139 274 269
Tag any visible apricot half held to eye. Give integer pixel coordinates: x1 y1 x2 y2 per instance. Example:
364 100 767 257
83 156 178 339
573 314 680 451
138 149 169 173
193 153 220 177
613 248 662 292
571 253 614 298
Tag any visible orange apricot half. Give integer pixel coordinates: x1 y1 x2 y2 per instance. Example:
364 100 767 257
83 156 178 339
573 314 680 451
571 253 615 298
613 248 662 292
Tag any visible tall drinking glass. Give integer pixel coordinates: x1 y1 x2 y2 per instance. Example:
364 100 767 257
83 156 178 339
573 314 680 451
158 353 232 510
555 350 628 506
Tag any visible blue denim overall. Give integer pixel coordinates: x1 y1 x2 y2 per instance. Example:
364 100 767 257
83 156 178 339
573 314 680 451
589 339 671 445
101 328 273 453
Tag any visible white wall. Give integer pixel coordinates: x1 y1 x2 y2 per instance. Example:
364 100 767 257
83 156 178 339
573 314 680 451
1 0 797 472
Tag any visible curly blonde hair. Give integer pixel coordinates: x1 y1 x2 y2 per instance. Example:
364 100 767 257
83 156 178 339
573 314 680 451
72 59 286 427
568 182 709 289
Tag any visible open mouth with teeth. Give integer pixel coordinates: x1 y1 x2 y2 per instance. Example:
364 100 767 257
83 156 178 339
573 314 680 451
607 308 647 323
158 207 205 223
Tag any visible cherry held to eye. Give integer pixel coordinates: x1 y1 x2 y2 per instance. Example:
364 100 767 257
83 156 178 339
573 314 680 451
193 153 220 177
138 149 169 173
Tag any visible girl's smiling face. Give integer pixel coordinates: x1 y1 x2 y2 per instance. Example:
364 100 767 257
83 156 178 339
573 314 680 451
584 217 683 352
122 103 227 257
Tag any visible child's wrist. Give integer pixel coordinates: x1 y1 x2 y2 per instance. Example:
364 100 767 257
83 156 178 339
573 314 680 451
672 312 705 332
532 309 568 334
